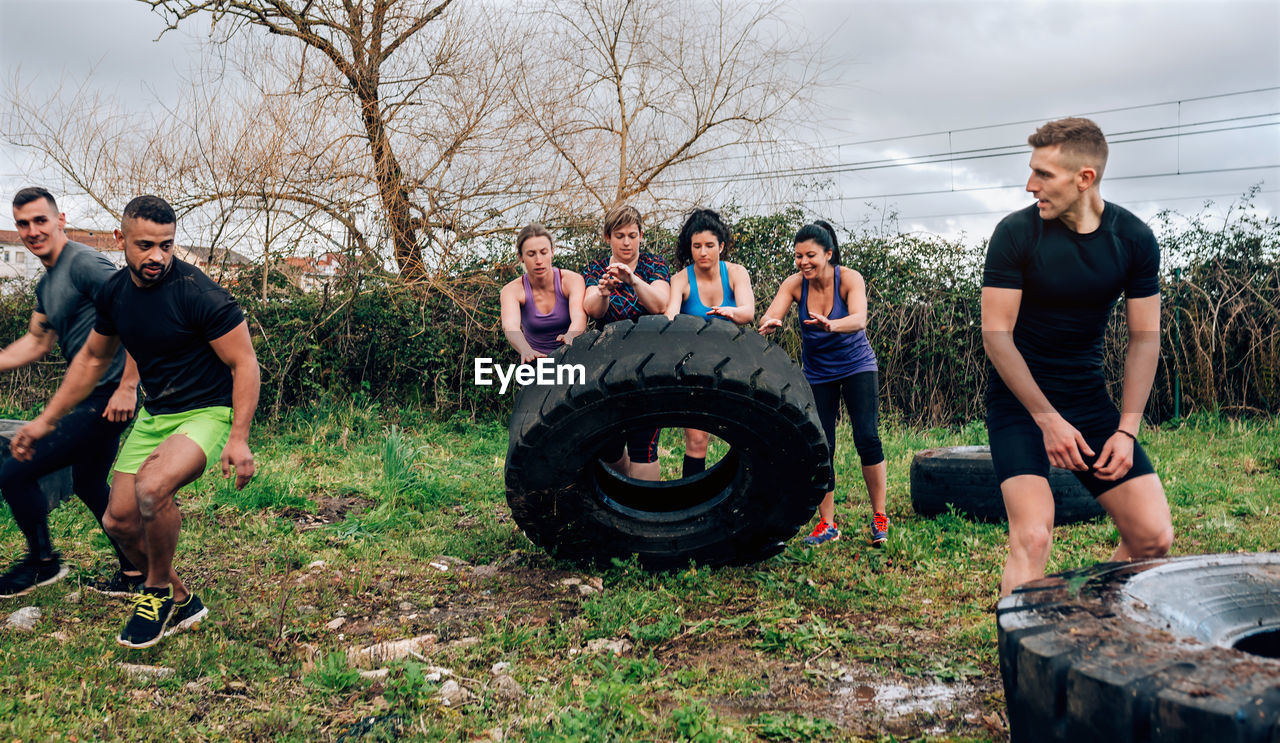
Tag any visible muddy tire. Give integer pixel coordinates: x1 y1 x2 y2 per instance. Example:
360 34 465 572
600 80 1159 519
998 552 1280 743
909 445 1104 525
504 315 830 570
0 419 73 511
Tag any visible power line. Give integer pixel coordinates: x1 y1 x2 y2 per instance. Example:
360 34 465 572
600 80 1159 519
713 86 1280 163
744 164 1280 212
890 189 1280 224
824 86 1280 148
657 117 1280 188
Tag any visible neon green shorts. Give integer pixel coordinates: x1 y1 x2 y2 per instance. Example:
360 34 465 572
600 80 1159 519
114 406 234 475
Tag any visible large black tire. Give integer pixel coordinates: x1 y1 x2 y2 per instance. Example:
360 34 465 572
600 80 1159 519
998 552 1280 743
910 445 1105 525
0 419 73 511
504 315 830 570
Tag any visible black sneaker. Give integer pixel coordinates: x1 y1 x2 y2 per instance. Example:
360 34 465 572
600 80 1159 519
117 585 175 649
0 555 68 598
86 570 146 598
163 593 209 637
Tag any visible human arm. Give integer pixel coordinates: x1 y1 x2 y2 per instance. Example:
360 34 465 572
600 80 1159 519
102 351 140 423
1093 295 1160 480
582 261 613 319
757 274 800 336
607 262 670 314
804 268 867 333
663 270 689 320
499 280 544 364
560 271 588 345
707 263 756 325
209 321 260 490
9 330 120 459
982 287 1092 471
0 313 57 372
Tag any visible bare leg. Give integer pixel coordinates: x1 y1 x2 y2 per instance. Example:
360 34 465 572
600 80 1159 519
628 460 660 481
817 491 835 525
103 473 149 574
862 460 887 514
1096 473 1173 561
106 435 207 602
1000 475 1056 597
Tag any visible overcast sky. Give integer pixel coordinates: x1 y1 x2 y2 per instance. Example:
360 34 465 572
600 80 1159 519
2 0 1277 245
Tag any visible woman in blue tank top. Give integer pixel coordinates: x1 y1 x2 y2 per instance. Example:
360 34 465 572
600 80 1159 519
663 209 755 477
499 223 586 363
759 221 888 547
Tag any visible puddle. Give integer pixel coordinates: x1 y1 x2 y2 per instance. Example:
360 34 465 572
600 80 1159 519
836 680 966 716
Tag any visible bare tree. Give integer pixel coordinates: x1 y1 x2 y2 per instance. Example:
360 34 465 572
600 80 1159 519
515 0 823 217
4 1 828 285
3 47 374 273
140 0 462 278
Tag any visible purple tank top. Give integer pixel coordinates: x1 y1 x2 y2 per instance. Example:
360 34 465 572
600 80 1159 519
521 268 572 354
798 267 878 384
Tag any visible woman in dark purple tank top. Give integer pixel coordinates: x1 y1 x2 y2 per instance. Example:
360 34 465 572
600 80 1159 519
759 221 889 548
499 223 586 363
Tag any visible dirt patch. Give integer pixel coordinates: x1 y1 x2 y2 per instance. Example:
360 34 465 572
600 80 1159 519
282 492 375 530
708 660 1006 739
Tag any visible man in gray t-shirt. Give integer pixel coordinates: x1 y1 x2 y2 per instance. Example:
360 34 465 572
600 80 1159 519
0 187 142 598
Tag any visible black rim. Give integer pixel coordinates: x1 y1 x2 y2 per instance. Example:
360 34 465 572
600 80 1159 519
593 449 743 521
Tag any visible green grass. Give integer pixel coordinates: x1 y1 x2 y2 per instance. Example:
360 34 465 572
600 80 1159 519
1 399 1276 741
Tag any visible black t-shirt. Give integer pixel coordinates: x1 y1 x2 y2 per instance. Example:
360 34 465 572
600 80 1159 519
983 202 1160 398
94 259 245 415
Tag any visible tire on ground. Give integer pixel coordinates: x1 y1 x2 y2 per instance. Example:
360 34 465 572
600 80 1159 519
505 315 830 570
998 552 1280 743
910 445 1104 525
0 419 73 510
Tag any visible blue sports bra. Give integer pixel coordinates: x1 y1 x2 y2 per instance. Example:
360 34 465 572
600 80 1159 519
680 262 736 320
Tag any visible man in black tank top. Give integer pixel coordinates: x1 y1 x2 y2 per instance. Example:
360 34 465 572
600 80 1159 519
981 118 1172 597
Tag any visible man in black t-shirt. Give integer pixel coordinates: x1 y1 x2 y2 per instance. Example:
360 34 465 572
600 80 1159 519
11 195 261 648
0 187 142 599
981 118 1172 597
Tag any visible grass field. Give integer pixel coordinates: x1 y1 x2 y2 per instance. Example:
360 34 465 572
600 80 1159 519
1 399 1276 742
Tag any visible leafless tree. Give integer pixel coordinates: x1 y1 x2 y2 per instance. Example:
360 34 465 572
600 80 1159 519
515 0 824 217
4 1 828 285
139 0 577 281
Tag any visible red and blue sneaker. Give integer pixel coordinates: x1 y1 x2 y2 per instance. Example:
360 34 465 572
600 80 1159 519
870 512 890 546
803 519 841 546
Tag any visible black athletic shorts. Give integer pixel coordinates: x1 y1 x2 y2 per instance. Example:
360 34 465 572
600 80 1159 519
986 387 1155 498
599 426 662 465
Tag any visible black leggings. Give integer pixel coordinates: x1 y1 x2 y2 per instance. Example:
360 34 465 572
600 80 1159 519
810 370 885 491
0 389 134 568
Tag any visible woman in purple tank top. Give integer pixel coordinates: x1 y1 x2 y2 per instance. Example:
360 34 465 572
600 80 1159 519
499 223 586 363
759 221 888 548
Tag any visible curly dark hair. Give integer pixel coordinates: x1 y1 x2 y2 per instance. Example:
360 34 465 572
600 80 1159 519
676 208 732 267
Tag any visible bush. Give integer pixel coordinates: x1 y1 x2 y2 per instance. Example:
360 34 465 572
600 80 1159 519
1 195 1275 426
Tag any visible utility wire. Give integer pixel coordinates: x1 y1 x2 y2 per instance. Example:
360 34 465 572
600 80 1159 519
712 86 1280 163
655 117 1280 188
743 164 1280 212
890 189 1280 224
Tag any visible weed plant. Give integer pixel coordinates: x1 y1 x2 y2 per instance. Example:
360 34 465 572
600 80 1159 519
0 409 1274 741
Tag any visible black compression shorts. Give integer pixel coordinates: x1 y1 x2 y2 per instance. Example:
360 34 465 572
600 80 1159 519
986 388 1155 498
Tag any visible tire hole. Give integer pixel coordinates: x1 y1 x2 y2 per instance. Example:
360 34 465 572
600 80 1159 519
593 449 741 520
1233 628 1280 658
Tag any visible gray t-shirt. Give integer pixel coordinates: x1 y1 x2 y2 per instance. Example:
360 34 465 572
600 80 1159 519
34 240 126 390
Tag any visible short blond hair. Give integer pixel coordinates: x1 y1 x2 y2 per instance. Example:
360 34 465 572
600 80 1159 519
603 204 643 237
1029 117 1109 179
